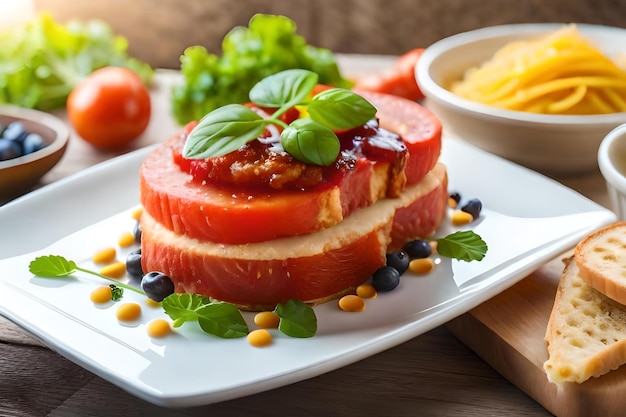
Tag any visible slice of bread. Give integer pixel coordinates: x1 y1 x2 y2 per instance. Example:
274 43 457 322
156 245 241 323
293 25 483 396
544 256 626 383
574 221 626 306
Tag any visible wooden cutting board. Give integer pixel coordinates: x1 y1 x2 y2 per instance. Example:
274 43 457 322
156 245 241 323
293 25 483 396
447 249 626 417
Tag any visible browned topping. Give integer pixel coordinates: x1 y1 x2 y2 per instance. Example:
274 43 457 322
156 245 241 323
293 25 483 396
177 118 408 193
193 140 324 190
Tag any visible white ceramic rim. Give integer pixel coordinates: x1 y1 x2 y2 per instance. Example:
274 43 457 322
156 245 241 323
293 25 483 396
598 123 626 195
0 105 69 169
416 23 626 126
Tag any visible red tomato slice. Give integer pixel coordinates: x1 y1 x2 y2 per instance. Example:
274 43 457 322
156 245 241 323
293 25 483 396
357 90 442 185
140 133 378 244
139 92 441 245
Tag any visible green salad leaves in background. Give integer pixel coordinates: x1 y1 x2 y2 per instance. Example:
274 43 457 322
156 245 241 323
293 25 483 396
0 13 153 110
172 13 353 125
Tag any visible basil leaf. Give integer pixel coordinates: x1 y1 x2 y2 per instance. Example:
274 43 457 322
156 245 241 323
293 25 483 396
249 69 318 108
308 88 377 130
436 230 488 262
161 293 213 327
28 254 146 296
28 255 78 277
161 294 248 337
183 104 267 159
274 299 317 338
280 118 340 166
197 302 249 338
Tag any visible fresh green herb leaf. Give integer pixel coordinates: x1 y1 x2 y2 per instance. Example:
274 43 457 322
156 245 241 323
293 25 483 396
197 303 249 338
435 230 488 262
28 254 77 277
28 254 145 296
110 285 124 301
172 14 352 125
183 104 268 159
161 293 212 327
184 68 375 166
0 13 153 110
161 293 248 338
280 118 340 166
29 256 318 340
274 299 317 338
308 88 377 130
249 69 318 109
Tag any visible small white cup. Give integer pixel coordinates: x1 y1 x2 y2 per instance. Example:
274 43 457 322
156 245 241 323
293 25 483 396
598 123 626 220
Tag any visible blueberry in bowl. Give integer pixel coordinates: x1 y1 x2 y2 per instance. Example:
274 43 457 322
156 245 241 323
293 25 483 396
0 105 69 202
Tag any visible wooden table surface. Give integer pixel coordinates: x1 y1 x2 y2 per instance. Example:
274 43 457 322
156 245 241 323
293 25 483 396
0 55 612 417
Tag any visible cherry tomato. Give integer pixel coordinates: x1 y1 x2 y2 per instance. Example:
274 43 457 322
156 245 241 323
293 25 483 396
353 48 425 101
67 66 151 150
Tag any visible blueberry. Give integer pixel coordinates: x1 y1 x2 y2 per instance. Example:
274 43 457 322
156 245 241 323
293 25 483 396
449 191 461 205
141 271 175 302
461 198 483 220
386 250 410 275
125 248 143 280
22 133 47 154
0 138 22 161
132 220 142 243
371 266 400 292
403 239 432 259
2 121 28 143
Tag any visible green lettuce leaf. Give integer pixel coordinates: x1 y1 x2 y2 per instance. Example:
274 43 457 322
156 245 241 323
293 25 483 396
171 13 353 125
0 13 153 110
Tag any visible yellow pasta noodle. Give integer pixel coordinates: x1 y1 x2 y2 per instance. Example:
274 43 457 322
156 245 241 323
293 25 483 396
450 25 626 115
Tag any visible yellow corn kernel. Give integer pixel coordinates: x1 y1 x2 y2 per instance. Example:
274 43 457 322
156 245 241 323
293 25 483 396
92 247 116 264
90 285 113 304
451 210 474 226
118 231 135 248
147 319 171 338
144 298 161 308
130 207 144 220
254 311 280 329
100 262 126 279
116 302 142 322
338 294 366 312
409 258 435 275
356 283 377 299
248 329 272 347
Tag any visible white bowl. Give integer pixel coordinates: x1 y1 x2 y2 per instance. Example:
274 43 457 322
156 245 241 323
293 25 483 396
0 105 69 202
416 23 626 175
598 123 626 220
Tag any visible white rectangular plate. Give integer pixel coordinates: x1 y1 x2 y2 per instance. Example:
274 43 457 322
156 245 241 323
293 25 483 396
0 137 615 407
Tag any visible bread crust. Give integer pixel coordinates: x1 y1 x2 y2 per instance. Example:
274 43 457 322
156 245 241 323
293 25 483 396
544 257 626 383
574 221 626 305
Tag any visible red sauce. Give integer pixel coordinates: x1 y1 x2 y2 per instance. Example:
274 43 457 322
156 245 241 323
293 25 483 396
172 114 407 193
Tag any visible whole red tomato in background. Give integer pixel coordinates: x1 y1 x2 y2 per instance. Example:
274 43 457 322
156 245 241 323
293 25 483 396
67 66 151 150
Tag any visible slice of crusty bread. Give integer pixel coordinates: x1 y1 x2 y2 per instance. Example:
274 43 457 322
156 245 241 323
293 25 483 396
544 256 626 383
574 221 626 306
